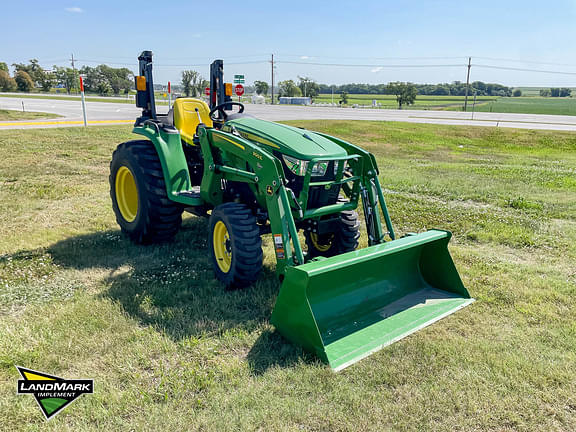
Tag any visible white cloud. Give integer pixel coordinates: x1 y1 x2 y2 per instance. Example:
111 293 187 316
65 7 83 13
300 56 310 60
371 67 383 73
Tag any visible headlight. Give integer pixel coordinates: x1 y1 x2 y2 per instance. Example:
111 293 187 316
283 155 308 176
312 161 328 176
283 155 331 177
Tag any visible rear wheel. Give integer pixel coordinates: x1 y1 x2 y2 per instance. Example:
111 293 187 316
305 210 360 258
110 140 183 243
209 203 263 289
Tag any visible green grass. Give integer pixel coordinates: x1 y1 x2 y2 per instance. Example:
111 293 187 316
0 109 61 121
0 92 172 106
0 123 575 430
462 96 576 116
314 94 498 110
515 87 576 97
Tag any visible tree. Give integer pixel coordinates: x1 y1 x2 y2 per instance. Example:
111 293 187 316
298 76 319 99
550 88 560 97
254 80 269 95
278 80 301 97
539 89 551 97
340 91 348 105
0 70 17 92
181 70 205 97
560 88 572 97
53 66 78 94
15 71 34 92
96 80 111 96
97 65 133 95
512 89 522 97
386 82 417 109
37 70 56 92
13 59 44 85
0 62 8 73
79 66 103 93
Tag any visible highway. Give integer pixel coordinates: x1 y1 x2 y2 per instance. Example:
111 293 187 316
1 96 576 131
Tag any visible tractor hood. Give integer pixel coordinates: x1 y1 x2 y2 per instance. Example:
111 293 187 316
225 117 347 160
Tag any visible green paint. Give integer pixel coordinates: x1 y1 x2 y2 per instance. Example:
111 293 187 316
130 115 472 369
271 230 473 371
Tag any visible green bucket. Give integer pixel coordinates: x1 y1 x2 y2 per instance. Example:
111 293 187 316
270 230 474 371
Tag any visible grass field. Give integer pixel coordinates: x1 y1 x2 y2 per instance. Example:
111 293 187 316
314 94 498 110
0 123 575 430
0 92 173 106
466 97 576 116
515 87 576 97
0 109 61 121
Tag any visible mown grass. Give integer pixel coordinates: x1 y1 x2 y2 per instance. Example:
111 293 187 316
314 94 498 110
465 97 576 116
0 109 61 121
0 93 171 106
0 122 575 431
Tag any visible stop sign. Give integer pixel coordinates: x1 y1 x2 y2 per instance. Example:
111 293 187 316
234 84 244 96
204 87 210 96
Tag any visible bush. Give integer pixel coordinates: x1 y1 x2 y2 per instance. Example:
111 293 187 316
15 71 34 92
0 70 17 92
539 89 551 97
512 89 522 97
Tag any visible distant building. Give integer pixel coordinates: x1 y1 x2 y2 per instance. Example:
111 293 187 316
279 97 311 105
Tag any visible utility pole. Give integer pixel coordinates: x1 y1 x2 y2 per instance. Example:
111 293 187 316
464 56 471 112
70 53 77 94
271 54 274 105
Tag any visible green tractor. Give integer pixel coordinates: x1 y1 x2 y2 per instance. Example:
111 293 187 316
110 51 473 371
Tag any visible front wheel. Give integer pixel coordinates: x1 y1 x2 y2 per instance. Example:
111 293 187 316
305 210 360 258
209 203 263 289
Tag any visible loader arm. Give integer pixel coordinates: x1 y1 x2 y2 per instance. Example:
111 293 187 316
198 126 306 274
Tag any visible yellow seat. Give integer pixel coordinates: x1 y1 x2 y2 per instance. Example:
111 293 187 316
173 98 213 145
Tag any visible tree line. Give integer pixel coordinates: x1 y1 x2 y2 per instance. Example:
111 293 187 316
317 81 514 97
539 88 572 97
0 59 134 95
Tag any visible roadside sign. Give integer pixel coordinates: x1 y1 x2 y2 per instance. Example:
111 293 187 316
234 74 245 84
204 87 210 96
234 84 245 96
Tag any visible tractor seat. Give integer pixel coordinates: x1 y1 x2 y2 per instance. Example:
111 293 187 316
173 98 213 145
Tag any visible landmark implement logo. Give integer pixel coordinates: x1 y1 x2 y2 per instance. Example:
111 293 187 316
16 366 94 420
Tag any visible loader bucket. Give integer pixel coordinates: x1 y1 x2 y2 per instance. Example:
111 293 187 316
270 229 473 371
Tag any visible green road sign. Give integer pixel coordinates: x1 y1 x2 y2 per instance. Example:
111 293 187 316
234 74 245 84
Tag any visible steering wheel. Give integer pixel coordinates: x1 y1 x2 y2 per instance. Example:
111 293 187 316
209 102 245 122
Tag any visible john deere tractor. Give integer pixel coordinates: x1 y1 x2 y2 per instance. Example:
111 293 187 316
110 51 473 371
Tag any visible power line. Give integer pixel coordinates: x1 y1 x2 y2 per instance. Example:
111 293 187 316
277 61 465 68
475 56 576 68
279 54 466 61
474 64 576 76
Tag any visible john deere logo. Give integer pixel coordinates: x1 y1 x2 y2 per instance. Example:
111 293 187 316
266 185 273 195
16 366 94 420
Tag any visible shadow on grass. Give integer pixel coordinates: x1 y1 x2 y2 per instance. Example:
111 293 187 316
46 216 310 373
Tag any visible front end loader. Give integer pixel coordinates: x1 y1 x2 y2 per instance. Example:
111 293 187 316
109 51 473 371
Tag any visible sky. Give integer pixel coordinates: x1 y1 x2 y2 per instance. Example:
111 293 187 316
3 0 576 87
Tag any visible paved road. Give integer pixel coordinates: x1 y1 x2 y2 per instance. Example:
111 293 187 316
2 96 576 132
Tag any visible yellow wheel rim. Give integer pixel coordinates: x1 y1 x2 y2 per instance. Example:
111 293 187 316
213 221 232 273
115 166 138 223
310 232 333 252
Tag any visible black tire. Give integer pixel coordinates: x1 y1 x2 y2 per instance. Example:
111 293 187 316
110 140 183 244
305 209 360 258
209 203 263 289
